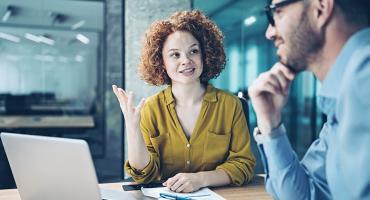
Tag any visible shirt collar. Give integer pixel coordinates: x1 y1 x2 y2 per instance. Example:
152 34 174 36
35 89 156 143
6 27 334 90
319 27 370 100
318 27 370 115
164 84 217 106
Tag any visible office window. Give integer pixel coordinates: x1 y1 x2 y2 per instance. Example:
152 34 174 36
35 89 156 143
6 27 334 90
0 0 107 189
0 29 98 116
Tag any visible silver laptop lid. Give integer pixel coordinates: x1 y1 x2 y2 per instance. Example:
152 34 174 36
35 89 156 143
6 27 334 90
1 132 101 200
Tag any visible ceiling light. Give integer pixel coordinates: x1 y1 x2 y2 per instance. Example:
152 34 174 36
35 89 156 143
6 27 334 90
39 35 55 45
24 33 55 45
244 16 257 26
76 33 90 44
71 20 86 30
0 32 20 43
25 33 41 43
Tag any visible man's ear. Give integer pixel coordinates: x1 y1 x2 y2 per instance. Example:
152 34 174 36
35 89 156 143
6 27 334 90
311 0 335 29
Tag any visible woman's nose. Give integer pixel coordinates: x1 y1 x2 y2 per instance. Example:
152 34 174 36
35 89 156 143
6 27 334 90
181 55 191 65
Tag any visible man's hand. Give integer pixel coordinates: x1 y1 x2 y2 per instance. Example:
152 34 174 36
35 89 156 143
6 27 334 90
248 63 295 134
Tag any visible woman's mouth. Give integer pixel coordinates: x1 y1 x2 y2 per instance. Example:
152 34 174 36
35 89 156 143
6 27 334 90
179 68 195 74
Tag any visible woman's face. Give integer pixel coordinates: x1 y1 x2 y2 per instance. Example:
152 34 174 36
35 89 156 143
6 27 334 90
162 31 203 85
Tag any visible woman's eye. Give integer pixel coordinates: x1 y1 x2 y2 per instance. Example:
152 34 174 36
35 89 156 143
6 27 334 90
190 49 199 54
170 52 180 58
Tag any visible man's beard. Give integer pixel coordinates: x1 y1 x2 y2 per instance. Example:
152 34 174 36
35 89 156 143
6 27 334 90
281 9 324 74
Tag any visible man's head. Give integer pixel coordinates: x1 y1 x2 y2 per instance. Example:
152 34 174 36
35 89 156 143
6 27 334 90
265 0 369 74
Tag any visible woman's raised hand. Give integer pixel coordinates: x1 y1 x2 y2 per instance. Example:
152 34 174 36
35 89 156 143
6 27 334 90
112 85 145 131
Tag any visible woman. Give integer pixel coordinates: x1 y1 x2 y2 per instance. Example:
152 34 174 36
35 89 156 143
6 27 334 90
112 10 255 193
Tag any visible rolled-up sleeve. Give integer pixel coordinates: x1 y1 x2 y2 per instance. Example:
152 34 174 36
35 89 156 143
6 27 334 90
216 100 255 185
125 152 160 183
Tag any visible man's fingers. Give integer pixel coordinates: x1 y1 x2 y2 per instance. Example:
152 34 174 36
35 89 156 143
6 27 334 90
252 75 280 95
262 82 280 95
274 62 295 80
272 71 291 94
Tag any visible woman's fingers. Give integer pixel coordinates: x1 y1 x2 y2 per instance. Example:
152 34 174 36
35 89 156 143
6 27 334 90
127 91 134 112
164 177 176 190
175 181 189 193
135 98 146 114
112 85 146 118
170 177 183 192
112 85 128 113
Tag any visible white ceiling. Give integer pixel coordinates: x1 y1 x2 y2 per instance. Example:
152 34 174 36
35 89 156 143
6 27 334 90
0 0 103 47
0 0 104 31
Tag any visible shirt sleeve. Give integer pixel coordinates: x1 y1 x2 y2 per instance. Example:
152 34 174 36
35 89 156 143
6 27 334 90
216 100 256 186
336 58 370 199
124 104 161 183
254 124 331 200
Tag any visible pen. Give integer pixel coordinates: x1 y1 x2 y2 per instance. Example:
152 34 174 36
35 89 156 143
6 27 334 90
159 193 191 200
159 192 211 200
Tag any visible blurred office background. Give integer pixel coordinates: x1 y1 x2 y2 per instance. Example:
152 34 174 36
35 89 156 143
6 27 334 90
0 0 324 189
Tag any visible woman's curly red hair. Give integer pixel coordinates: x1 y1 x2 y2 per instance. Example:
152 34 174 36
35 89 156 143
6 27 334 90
138 10 226 86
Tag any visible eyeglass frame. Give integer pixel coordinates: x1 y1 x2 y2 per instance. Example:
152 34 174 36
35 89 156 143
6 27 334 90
264 0 303 26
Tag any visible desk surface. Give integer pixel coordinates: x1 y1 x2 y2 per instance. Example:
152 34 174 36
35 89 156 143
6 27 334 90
0 175 272 200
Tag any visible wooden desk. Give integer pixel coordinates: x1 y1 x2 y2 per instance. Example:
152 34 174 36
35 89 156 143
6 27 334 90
0 175 272 200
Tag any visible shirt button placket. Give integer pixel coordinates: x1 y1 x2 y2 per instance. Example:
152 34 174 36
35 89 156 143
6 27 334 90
186 143 191 168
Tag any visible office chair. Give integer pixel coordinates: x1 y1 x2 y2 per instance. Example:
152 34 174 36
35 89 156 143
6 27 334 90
238 96 264 174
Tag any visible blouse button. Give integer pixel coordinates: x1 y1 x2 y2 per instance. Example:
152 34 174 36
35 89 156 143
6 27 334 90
186 144 190 148
186 160 190 165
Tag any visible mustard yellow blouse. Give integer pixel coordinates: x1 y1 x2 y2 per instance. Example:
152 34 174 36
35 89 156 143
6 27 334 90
125 84 255 186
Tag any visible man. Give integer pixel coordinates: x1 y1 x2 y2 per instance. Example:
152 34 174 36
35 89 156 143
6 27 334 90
248 0 370 199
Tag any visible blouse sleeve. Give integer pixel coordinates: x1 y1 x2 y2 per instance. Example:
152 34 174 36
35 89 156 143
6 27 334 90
124 103 161 183
216 99 255 185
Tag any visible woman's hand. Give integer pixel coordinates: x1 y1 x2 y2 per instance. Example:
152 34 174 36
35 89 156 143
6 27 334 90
112 85 145 132
112 85 150 169
163 173 204 193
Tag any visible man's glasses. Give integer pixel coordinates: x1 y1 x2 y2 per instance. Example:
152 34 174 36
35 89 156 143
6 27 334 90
264 0 303 26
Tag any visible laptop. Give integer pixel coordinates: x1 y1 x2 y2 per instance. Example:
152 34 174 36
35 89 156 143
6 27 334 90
1 132 135 200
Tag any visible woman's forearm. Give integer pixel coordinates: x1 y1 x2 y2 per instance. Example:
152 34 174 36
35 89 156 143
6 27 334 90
126 127 150 170
197 169 231 188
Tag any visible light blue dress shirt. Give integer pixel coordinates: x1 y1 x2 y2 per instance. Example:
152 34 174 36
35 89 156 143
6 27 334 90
254 27 370 200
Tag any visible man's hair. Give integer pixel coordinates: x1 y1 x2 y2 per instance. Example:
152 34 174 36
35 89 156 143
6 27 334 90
335 0 370 26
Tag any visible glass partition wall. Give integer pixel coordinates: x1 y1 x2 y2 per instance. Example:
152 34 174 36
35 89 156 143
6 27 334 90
0 0 106 189
0 28 99 117
193 0 324 173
